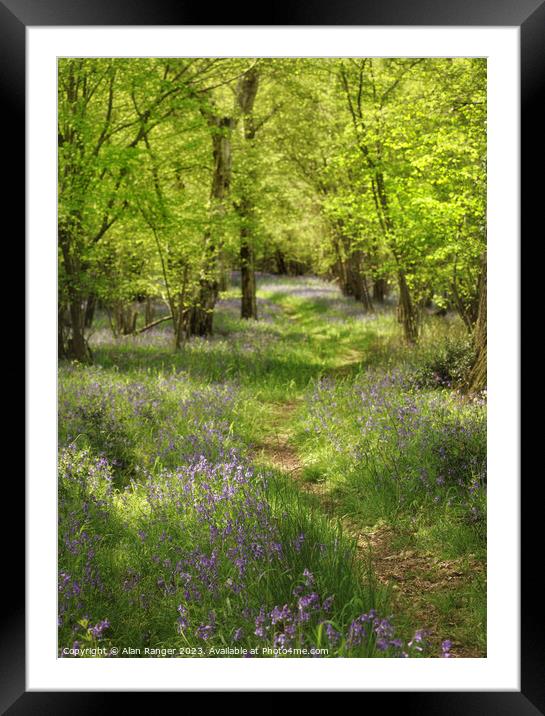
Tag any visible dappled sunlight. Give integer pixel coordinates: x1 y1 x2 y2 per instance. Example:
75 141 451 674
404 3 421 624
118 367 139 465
58 56 486 660
59 275 484 658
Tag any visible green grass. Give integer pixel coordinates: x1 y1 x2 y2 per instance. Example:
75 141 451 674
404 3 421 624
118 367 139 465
58 275 485 657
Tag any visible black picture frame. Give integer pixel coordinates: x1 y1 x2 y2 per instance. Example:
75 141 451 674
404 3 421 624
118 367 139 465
8 0 534 709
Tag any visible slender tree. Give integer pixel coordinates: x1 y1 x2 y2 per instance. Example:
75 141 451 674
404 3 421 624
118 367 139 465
465 254 487 393
235 67 260 320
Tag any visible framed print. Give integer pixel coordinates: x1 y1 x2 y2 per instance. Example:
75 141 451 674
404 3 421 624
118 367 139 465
7 0 536 708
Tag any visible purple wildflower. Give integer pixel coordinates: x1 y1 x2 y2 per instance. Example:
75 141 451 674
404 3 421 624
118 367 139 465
89 619 110 640
325 622 341 645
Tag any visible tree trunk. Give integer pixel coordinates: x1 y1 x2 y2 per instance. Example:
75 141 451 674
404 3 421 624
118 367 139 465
397 270 419 344
58 307 69 360
145 297 155 326
237 68 259 320
188 278 218 337
344 246 359 299
373 277 387 303
360 273 374 312
330 236 344 286
373 174 419 342
275 249 287 275
217 250 231 292
84 293 97 328
188 114 234 337
67 299 88 360
465 255 487 393
173 266 190 349
112 301 138 335
240 237 257 319
345 247 373 311
59 224 91 362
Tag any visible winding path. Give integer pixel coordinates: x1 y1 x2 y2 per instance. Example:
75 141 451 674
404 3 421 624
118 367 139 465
252 296 484 658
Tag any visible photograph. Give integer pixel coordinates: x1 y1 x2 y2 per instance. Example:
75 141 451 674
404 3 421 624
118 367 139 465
57 56 488 660
4 1 531 701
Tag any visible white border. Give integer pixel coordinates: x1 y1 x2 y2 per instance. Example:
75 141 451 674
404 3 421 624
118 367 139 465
27 27 520 691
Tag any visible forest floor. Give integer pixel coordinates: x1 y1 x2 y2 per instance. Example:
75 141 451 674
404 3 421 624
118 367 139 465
256 401 485 658
252 311 485 658
59 274 486 658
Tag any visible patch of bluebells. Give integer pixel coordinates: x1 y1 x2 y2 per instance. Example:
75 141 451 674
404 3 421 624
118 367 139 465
238 590 442 658
59 343 459 660
303 368 486 523
59 444 450 657
59 368 247 489
58 446 116 636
